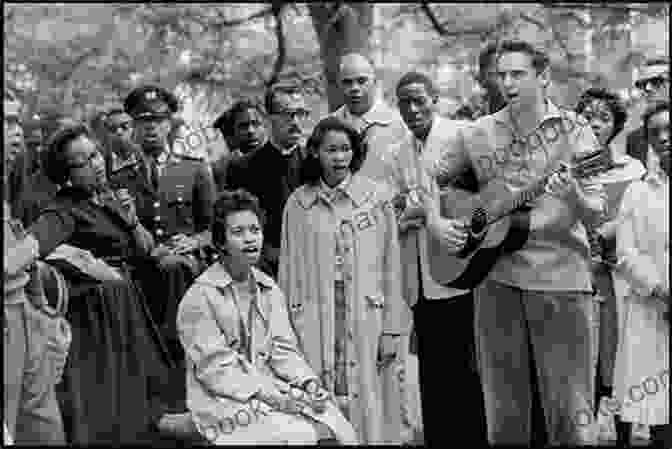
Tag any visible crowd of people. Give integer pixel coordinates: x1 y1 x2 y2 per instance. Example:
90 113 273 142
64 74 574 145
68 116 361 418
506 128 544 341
3 38 669 447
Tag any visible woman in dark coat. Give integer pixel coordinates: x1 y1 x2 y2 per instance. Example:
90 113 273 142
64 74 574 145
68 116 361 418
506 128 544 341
5 123 189 444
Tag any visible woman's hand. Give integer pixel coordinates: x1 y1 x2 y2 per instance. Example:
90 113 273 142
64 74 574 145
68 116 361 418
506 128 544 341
169 234 201 255
116 189 139 227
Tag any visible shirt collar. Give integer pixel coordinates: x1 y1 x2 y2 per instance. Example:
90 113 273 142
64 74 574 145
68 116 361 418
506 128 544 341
493 99 565 127
319 173 352 197
196 262 275 291
339 99 394 127
297 173 372 209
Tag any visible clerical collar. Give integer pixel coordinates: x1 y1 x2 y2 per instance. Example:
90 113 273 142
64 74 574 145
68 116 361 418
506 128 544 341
269 139 297 156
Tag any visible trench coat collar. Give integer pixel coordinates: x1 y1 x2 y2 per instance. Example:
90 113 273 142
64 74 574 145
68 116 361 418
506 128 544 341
295 173 374 210
196 262 275 291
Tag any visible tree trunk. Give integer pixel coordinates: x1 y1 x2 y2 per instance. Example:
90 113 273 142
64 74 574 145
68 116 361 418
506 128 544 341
308 3 373 112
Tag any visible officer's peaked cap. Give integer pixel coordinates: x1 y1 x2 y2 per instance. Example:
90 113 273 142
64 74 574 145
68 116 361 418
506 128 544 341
124 85 179 120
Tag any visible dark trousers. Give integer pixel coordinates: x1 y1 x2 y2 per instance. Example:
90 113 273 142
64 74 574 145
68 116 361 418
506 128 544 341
413 290 487 445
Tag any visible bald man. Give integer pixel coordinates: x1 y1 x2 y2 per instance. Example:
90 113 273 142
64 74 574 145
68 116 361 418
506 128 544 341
330 53 412 187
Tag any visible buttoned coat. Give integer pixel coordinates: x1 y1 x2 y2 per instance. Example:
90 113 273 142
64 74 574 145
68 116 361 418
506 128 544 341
109 150 215 241
278 174 406 444
177 264 357 444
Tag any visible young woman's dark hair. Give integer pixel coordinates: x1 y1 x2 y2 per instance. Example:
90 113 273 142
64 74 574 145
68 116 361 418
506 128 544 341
575 87 628 144
301 116 367 186
642 100 670 144
212 188 267 248
44 122 93 185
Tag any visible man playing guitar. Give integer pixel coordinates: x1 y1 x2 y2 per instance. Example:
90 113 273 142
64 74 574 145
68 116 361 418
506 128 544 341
424 40 605 445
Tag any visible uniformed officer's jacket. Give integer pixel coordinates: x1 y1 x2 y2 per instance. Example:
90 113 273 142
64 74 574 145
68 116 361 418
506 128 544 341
109 150 215 241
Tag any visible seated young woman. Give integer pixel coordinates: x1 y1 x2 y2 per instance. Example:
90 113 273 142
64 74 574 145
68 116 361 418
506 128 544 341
4 122 187 444
177 189 358 445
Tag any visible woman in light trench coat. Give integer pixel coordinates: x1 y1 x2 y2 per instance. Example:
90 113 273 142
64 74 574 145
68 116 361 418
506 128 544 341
177 189 357 445
279 117 407 444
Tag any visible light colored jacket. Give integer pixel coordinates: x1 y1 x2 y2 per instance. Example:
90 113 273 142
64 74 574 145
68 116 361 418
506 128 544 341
177 263 357 444
380 115 471 306
330 100 410 187
279 174 406 444
612 172 669 425
430 102 606 291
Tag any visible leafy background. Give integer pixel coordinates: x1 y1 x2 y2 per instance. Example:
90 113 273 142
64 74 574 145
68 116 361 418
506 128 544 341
5 3 669 161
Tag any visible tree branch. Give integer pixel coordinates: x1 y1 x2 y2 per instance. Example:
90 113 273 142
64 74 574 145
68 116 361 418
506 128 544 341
207 6 274 29
266 2 286 88
545 3 665 15
420 2 505 38
420 2 446 35
518 12 547 31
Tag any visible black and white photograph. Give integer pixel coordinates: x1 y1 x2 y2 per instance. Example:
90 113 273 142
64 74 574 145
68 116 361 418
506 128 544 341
3 2 669 446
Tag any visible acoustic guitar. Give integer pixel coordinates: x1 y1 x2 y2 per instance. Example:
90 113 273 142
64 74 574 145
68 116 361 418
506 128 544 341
428 148 614 290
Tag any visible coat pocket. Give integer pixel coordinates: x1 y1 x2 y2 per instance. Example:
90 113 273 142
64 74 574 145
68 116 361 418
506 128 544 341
364 294 385 310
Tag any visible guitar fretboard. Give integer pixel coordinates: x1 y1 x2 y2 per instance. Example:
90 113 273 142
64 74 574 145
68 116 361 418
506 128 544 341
481 149 611 227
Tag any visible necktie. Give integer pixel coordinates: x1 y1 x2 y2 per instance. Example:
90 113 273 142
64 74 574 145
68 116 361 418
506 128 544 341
148 159 159 191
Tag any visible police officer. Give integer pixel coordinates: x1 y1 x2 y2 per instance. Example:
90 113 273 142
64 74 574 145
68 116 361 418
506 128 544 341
110 85 216 360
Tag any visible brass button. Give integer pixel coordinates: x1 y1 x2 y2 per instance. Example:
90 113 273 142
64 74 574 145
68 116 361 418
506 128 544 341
153 201 160 208
156 229 164 237
153 215 161 221
177 196 183 203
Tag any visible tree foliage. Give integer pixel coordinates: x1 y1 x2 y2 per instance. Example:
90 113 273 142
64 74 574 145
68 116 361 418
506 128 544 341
4 2 668 123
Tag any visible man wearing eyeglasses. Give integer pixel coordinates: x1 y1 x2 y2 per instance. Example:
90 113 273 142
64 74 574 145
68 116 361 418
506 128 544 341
626 58 669 167
226 82 310 278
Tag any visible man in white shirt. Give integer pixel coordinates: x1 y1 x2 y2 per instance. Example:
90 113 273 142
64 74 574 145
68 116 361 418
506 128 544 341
390 71 487 445
330 53 410 187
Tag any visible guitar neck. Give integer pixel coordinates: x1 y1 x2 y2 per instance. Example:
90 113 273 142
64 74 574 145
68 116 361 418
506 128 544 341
479 149 611 227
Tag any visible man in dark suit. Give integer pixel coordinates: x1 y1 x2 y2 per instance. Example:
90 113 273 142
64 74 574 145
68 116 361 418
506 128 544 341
211 98 268 192
227 82 310 278
109 85 216 362
626 58 669 167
